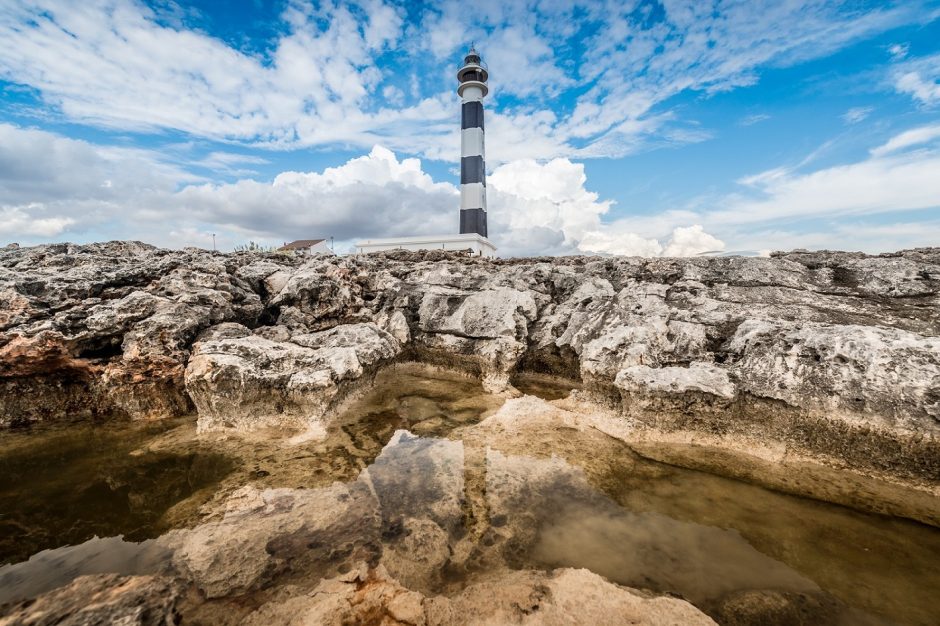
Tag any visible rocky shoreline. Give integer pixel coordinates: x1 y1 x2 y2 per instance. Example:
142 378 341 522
2 242 938 482
2 242 939 623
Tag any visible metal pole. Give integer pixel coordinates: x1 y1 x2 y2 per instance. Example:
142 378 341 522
212 233 216 251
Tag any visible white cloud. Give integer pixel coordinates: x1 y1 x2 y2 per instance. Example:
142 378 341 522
578 123 940 254
5 120 940 257
382 85 404 107
893 52 940 106
0 0 930 162
191 152 270 177
577 230 664 257
0 123 196 204
486 158 726 257
740 114 771 126
662 225 725 257
888 43 909 60
175 145 459 242
710 152 940 225
870 123 940 157
0 206 74 237
842 106 873 124
0 123 722 257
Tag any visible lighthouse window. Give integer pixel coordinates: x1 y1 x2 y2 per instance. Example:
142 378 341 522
460 69 481 82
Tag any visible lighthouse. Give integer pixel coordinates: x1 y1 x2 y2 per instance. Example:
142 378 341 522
355 47 496 257
457 46 488 237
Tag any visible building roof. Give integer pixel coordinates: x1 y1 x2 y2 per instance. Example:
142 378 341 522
278 239 325 251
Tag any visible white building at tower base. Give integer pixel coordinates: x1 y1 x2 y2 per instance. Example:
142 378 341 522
354 232 496 257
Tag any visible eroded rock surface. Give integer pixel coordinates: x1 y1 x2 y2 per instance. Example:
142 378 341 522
186 322 401 432
1 243 938 483
242 563 716 626
0 573 181 626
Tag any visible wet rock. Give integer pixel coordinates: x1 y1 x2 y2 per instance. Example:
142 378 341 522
0 573 181 626
379 517 451 591
706 589 846 626
242 564 715 625
161 482 381 598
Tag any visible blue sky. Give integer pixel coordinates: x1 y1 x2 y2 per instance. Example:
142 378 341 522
0 0 939 256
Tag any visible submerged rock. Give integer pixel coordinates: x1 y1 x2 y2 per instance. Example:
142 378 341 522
241 563 716 626
0 573 181 626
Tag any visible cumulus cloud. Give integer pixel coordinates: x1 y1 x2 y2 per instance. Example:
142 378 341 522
487 158 725 257
0 120 940 256
175 146 458 242
662 225 726 257
0 123 721 257
5 122 939 258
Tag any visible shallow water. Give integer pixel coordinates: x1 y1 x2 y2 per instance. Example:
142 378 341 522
1 366 939 625
0 418 233 565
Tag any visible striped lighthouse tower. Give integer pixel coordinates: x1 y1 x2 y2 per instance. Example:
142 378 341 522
457 46 488 237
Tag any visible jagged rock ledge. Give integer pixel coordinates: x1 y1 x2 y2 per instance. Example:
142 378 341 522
1 242 938 504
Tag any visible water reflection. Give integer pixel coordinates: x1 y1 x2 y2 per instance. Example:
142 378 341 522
0 536 168 605
0 419 233 566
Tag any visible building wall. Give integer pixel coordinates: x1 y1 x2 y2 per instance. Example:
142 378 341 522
356 237 496 257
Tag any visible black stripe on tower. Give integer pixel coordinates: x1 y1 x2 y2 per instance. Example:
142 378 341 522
460 156 486 185
461 101 484 130
460 208 488 237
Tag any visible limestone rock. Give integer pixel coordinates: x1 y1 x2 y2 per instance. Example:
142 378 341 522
185 323 401 432
415 286 537 391
728 320 940 429
2 242 938 481
0 242 276 424
616 362 736 400
242 565 715 626
0 573 181 626
161 482 381 598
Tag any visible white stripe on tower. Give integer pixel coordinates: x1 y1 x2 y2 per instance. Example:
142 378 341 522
461 127 484 157
457 46 489 238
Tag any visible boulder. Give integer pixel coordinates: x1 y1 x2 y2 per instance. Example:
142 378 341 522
185 323 402 432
